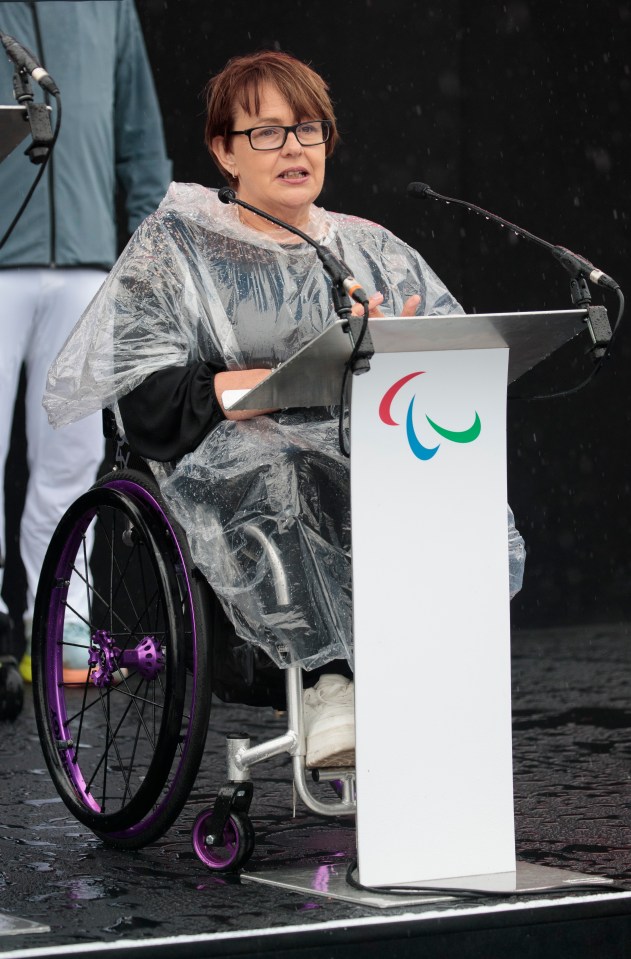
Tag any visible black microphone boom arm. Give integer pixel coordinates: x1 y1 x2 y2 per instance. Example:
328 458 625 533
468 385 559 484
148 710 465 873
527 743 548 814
217 186 374 372
407 181 620 293
407 181 617 361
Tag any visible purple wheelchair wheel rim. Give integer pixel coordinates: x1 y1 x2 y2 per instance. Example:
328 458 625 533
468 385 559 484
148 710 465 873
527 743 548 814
100 479 199 839
38 476 205 847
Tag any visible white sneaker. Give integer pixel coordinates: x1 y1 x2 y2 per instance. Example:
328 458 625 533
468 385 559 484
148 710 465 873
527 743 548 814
303 674 355 768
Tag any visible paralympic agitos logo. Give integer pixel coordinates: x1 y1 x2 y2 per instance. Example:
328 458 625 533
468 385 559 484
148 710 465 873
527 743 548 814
378 371 481 461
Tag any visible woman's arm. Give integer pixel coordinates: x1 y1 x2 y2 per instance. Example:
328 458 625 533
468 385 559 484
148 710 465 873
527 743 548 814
119 364 278 461
118 361 225 461
214 368 277 421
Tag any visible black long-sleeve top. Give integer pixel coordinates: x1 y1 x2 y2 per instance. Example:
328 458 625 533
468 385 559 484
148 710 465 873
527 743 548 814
118 361 225 462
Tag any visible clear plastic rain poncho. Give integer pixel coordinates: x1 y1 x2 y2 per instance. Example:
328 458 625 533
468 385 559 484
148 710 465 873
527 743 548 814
45 183 526 670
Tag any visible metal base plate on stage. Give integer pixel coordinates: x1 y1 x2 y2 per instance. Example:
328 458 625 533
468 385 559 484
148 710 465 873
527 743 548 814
0 911 49 936
242 861 615 909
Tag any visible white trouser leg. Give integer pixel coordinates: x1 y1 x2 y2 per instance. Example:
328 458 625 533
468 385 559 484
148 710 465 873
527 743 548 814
20 269 107 627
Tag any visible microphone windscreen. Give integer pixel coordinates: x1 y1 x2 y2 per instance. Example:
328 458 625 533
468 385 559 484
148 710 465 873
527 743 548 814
407 182 433 199
217 187 236 204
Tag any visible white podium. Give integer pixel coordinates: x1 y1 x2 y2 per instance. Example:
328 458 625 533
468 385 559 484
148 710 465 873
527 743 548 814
230 309 591 889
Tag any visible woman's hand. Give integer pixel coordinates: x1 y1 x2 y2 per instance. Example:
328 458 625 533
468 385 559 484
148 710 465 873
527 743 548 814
351 292 421 318
214 368 278 421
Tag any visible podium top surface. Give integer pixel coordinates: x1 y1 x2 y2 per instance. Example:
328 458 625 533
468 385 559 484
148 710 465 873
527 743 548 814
225 309 588 411
0 105 30 162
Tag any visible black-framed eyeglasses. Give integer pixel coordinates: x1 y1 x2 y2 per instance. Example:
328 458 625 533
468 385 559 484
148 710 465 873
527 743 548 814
229 120 331 151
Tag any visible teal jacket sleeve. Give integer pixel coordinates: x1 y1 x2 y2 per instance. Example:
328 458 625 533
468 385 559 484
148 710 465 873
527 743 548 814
114 0 172 232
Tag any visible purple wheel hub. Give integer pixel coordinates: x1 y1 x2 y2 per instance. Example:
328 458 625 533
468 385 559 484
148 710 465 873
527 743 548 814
192 810 240 870
119 636 165 680
87 630 165 686
88 629 118 688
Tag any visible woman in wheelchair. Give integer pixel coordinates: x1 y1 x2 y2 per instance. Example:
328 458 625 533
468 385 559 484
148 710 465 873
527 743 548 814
42 51 525 779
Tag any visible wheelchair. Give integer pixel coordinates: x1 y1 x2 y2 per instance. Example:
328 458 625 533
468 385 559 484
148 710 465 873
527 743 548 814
31 416 356 872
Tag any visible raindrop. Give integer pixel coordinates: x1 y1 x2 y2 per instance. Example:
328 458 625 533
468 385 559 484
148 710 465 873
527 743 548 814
57 877 108 901
585 146 612 174
23 797 63 807
104 915 163 934
13 838 56 846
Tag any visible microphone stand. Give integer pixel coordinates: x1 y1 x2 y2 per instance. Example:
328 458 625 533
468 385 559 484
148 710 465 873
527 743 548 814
217 187 372 455
217 187 373 374
11 64 54 164
0 64 61 251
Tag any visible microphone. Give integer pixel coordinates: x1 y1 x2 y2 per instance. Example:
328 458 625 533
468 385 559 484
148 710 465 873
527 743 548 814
407 181 620 292
0 32 59 96
217 186 369 305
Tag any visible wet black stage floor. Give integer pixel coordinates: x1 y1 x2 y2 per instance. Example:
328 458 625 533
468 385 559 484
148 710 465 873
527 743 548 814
3 625 631 958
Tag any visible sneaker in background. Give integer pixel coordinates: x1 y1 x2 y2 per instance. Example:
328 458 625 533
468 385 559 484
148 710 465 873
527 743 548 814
18 617 32 684
62 621 93 684
19 618 91 684
18 653 32 684
303 673 355 768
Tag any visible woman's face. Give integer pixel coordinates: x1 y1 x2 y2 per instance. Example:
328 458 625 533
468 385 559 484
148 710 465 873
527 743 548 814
212 82 326 227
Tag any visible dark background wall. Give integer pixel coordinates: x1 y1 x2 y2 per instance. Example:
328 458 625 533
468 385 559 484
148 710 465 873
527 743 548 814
4 0 631 634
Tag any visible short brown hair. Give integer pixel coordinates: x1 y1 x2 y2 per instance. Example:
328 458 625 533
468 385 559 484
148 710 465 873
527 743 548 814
204 50 339 183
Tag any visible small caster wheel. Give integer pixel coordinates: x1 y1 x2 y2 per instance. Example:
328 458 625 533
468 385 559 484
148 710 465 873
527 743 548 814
0 656 24 721
192 807 255 872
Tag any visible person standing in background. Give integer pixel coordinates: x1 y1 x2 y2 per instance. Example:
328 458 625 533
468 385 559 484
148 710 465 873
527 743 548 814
0 0 171 681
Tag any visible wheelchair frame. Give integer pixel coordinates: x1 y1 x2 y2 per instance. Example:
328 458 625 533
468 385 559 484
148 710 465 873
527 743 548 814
31 426 356 872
